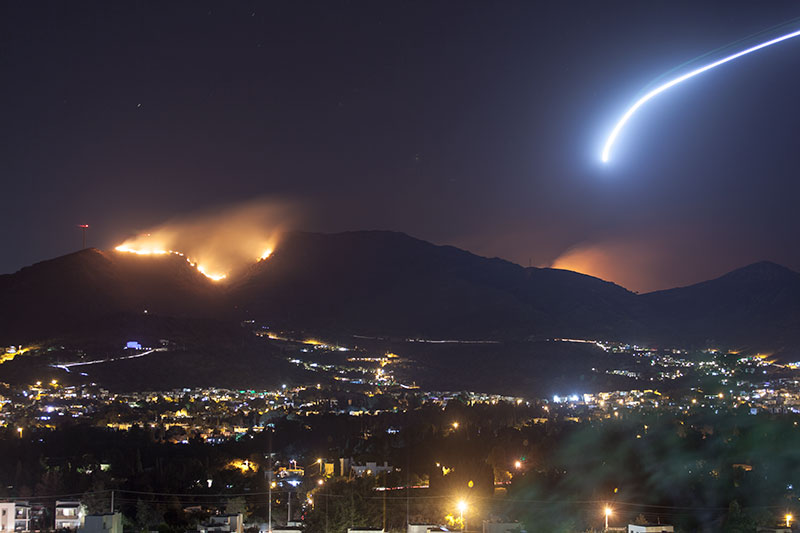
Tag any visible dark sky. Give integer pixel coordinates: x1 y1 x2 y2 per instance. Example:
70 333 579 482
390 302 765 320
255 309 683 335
2 1 800 292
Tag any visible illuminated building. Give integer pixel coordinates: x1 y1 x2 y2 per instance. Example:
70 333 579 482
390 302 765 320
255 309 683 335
55 501 85 530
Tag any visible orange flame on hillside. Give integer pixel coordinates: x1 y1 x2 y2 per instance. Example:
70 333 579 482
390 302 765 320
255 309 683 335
114 199 294 281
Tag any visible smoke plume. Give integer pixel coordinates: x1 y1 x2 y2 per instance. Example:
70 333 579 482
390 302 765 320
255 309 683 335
115 199 297 281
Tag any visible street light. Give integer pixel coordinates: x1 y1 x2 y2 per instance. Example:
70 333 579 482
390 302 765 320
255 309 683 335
307 458 324 476
604 507 613 531
16 427 22 439
514 460 522 469
452 422 459 429
457 500 467 532
786 513 793 528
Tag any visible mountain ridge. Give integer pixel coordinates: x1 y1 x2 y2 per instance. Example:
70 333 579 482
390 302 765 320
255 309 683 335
1 231 798 351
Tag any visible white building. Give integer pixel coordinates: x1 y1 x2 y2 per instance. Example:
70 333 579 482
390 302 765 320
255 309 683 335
79 513 122 533
0 502 30 533
407 525 439 533
55 501 85 530
350 461 393 477
628 525 674 533
198 514 243 533
408 526 449 533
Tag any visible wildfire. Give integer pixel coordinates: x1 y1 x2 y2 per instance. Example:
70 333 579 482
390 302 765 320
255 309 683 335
195 264 227 282
114 245 176 256
112 199 291 281
114 244 228 282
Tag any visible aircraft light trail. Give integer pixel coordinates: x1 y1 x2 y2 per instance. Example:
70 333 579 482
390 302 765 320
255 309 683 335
602 27 800 163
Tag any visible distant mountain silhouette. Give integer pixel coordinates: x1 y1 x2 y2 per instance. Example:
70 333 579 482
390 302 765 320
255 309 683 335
230 231 642 339
1 232 799 353
0 249 221 341
641 260 800 350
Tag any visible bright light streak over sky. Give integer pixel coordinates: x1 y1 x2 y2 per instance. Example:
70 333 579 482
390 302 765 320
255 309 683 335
601 27 800 163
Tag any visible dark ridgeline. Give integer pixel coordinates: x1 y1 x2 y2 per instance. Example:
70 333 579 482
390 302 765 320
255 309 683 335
0 248 224 342
641 260 800 351
229 231 642 340
1 231 799 353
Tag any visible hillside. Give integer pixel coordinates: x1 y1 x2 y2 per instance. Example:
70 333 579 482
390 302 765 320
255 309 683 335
230 231 642 339
1 233 799 354
0 249 222 342
642 261 800 351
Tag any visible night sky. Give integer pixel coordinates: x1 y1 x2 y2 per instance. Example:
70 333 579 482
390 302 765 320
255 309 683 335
2 1 800 292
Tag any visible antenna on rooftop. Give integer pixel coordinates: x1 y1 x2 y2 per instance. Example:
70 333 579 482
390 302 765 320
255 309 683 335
77 224 89 249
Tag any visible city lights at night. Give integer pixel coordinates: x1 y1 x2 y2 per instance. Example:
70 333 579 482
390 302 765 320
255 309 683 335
2 2 800 532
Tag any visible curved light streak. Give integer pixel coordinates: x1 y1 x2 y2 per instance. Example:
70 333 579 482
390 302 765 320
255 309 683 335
602 28 800 163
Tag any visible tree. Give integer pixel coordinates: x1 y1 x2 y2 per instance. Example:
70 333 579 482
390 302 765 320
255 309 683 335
136 499 162 531
225 497 247 516
81 483 111 515
303 479 382 533
722 501 756 533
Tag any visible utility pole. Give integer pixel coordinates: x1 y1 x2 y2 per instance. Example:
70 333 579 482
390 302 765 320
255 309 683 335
78 224 89 249
287 489 291 525
382 471 387 532
267 476 272 533
267 431 273 533
110 490 114 513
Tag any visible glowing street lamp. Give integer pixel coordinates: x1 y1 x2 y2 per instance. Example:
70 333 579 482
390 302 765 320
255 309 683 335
452 422 459 429
514 460 522 470
307 458 324 476
786 513 793 528
604 507 613 531
456 500 468 532
16 427 22 439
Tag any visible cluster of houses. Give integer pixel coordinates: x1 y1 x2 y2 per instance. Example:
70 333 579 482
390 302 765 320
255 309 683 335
0 500 248 533
0 499 686 533
0 501 120 533
0 501 246 533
